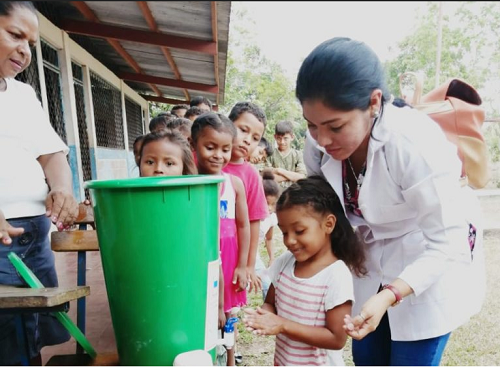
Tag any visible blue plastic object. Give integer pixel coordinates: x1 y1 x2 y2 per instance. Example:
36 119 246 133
224 317 239 333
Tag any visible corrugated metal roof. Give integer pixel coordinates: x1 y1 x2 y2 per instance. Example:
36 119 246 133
35 1 231 107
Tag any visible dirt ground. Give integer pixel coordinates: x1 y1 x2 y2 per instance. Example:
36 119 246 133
238 193 500 366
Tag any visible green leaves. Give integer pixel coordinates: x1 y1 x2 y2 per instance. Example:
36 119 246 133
385 2 500 118
222 3 305 149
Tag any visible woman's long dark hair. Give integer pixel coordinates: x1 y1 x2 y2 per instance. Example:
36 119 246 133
296 37 411 141
277 176 366 276
296 37 389 112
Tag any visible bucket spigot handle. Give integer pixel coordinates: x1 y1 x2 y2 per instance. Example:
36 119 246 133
224 317 239 333
220 317 239 350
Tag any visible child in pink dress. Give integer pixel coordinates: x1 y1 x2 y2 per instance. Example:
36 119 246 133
223 102 269 295
219 171 247 309
191 112 250 366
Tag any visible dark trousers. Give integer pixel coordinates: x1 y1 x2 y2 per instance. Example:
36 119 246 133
0 215 69 365
352 312 451 366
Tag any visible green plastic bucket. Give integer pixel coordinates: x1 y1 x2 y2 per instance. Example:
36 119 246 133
85 175 223 365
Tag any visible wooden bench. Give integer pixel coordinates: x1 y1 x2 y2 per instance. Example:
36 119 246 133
0 285 90 365
0 285 90 309
51 202 99 354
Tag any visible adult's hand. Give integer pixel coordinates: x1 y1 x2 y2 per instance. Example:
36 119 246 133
38 152 79 231
0 210 24 245
45 189 78 230
343 281 410 340
342 292 389 340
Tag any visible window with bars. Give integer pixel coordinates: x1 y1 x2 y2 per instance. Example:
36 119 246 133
41 40 67 144
90 72 124 149
15 46 42 103
125 97 144 150
72 62 93 200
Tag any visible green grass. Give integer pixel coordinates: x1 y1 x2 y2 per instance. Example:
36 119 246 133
440 230 500 366
236 287 275 366
238 228 500 366
236 231 281 366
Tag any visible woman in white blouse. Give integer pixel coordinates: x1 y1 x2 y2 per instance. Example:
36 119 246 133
296 37 485 366
0 2 78 364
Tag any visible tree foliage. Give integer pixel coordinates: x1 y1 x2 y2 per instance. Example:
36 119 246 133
385 2 500 117
221 4 306 148
149 101 171 119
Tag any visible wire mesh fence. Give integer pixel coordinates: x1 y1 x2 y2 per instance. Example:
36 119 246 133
41 40 67 144
73 62 93 200
126 97 144 150
90 72 125 149
14 46 42 103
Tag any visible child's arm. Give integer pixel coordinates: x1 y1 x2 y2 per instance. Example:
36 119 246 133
272 167 306 183
271 170 289 183
261 283 276 314
232 175 251 292
247 220 263 292
218 265 226 329
244 284 276 327
245 301 352 350
273 151 307 183
265 226 274 266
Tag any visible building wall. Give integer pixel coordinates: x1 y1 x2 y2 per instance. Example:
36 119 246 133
26 13 150 201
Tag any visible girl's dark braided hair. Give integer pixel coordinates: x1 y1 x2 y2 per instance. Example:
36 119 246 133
277 176 366 276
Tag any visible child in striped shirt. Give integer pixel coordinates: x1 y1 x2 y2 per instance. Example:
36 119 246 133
244 176 366 366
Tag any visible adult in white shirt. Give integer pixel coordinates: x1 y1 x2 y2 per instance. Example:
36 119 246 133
0 2 78 364
296 37 485 366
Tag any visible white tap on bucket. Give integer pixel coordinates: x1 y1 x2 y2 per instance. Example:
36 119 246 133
219 317 238 350
173 318 239 366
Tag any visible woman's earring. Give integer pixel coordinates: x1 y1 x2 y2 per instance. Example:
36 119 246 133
373 110 380 119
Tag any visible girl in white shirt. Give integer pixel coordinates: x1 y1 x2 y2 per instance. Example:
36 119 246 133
244 176 365 366
296 36 485 365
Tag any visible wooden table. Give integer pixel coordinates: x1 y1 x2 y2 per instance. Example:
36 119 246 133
0 285 90 309
0 285 90 365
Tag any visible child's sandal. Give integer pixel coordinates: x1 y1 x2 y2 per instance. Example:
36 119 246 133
235 352 243 365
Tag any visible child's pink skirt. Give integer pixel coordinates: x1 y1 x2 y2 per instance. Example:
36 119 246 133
220 217 247 312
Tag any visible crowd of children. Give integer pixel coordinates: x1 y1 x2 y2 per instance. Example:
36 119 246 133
130 87 481 367
1 2 483 362
128 95 356 366
5 65 473 365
